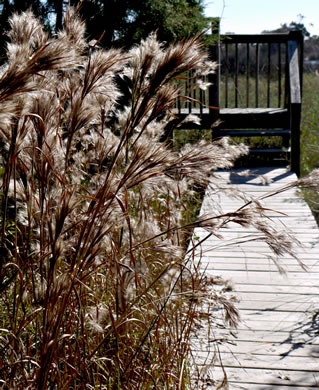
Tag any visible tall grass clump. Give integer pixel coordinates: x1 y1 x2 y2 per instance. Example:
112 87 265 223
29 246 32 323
300 72 319 221
0 8 244 388
1 8 318 389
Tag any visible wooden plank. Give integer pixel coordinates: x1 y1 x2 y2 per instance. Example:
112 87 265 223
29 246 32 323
219 108 288 115
199 252 319 260
202 329 319 344
222 384 318 390
231 309 312 321
204 266 319 274
236 292 319 301
197 238 319 247
197 229 318 237
197 308 316 326
220 33 292 44
200 259 319 267
235 42 239 107
210 190 301 196
199 212 315 218
197 234 316 242
213 129 291 137
197 367 319 388
206 203 311 209
201 381 319 390
267 42 271 107
290 102 302 175
201 228 318 234
203 272 319 286
204 243 319 252
235 320 315 332
246 42 250 107
197 241 319 249
191 167 319 387
198 236 319 245
194 351 319 371
238 302 317 312
217 109 289 129
192 342 319 358
225 43 229 107
197 320 317 334
237 301 316 312
198 253 319 262
288 40 301 104
233 284 319 294
209 19 220 122
201 263 319 272
210 202 310 207
205 186 298 193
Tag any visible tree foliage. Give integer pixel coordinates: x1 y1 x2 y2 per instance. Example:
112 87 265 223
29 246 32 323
262 14 311 37
263 21 311 37
262 17 319 62
0 0 209 53
305 35 319 61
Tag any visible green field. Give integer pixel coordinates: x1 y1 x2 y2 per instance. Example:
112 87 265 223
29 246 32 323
300 73 319 219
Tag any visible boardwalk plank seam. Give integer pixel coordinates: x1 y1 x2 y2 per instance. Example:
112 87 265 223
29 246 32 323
191 167 319 389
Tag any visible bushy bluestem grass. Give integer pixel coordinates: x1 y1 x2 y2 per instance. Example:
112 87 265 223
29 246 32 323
0 8 318 389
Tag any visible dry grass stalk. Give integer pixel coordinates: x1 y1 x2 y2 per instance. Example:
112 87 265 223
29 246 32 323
0 7 317 390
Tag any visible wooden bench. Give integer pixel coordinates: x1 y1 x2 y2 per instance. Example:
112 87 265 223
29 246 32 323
173 23 304 176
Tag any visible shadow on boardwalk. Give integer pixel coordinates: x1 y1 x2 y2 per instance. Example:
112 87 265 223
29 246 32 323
192 167 319 390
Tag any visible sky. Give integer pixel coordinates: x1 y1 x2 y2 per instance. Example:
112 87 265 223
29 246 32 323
204 0 319 36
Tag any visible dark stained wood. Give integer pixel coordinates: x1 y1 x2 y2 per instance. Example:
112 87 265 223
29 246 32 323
235 43 239 107
220 33 300 44
256 42 259 107
173 29 304 176
209 18 220 123
212 129 291 137
290 103 301 176
218 107 289 129
225 43 229 107
278 43 282 107
246 43 250 107
267 43 271 107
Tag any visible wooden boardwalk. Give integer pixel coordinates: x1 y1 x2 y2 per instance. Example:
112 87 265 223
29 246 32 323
191 167 319 389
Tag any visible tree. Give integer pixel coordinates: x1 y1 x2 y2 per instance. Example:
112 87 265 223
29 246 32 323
0 0 209 53
304 35 319 61
71 0 209 48
261 17 319 64
262 15 311 37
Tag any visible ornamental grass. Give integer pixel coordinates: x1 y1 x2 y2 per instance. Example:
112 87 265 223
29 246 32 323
0 8 317 389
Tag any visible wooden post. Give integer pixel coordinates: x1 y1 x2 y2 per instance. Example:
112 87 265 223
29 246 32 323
290 103 301 176
288 32 303 177
288 30 304 95
209 18 220 129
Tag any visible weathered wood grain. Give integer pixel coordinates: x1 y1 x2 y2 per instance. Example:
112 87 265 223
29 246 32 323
198 366 319 388
191 167 319 389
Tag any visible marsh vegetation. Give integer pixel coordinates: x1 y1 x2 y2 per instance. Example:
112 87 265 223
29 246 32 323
0 9 318 389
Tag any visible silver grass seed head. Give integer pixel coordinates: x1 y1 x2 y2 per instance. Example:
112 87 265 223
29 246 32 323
86 304 110 333
128 32 164 78
7 10 48 49
59 6 87 53
297 168 319 191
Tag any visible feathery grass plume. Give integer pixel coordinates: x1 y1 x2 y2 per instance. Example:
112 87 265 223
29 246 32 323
0 7 317 389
